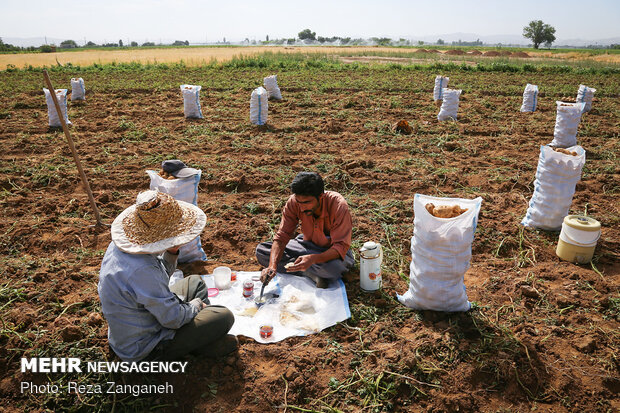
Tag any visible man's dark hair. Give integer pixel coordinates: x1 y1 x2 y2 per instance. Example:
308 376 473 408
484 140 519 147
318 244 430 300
290 172 324 198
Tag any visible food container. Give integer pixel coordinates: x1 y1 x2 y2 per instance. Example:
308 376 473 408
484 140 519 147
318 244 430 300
213 267 232 290
259 325 273 339
359 241 382 292
556 215 601 264
243 281 254 298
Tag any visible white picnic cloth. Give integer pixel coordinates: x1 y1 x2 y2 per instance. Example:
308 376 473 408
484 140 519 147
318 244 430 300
201 271 350 343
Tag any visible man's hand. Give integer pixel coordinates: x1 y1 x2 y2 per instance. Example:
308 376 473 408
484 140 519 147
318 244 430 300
189 297 206 313
260 267 277 285
286 255 316 272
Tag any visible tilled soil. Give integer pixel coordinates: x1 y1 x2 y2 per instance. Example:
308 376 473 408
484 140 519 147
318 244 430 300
0 66 618 412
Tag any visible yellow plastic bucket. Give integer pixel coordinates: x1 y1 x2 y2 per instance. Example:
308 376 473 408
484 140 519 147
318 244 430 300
556 215 601 264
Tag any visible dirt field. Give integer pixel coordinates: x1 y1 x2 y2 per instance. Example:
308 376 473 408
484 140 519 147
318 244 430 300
0 61 618 412
2 46 619 70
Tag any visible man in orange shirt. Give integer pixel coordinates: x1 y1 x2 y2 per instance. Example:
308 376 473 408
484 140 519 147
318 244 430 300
256 172 355 288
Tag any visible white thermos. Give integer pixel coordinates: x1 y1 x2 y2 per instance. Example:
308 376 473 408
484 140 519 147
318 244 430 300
359 241 382 292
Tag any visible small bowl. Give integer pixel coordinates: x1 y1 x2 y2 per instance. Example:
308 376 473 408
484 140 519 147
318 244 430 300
207 288 219 297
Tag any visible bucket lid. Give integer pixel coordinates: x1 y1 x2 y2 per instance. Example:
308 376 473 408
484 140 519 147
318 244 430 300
362 241 378 250
563 215 601 232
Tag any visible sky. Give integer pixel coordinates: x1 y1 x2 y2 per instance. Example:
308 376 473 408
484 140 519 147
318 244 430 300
1 0 619 44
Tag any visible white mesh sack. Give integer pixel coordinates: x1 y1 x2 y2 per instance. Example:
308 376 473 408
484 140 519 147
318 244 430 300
397 194 482 312
250 86 268 125
264 75 282 100
433 75 449 102
521 145 586 231
520 84 538 112
550 101 585 148
180 85 203 119
43 88 71 127
147 170 207 263
71 78 85 101
437 88 461 121
576 84 596 112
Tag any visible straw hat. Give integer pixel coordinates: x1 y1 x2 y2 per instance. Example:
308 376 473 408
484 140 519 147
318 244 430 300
111 190 206 254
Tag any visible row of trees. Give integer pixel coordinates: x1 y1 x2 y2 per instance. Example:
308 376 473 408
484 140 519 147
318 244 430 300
60 39 190 48
0 37 194 53
294 22 557 49
0 37 39 52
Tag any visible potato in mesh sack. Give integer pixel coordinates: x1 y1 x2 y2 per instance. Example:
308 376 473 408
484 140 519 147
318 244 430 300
158 169 177 180
554 148 578 156
425 203 468 218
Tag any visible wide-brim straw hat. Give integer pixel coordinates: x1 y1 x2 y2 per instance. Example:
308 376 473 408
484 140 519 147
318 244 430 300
111 190 206 254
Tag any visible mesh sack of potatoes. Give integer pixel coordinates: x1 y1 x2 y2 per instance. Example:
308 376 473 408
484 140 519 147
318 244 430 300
521 145 586 230
433 75 449 102
520 83 538 112
576 84 596 112
43 88 72 127
146 168 207 263
71 78 86 101
263 75 282 100
437 88 461 121
250 87 269 125
550 101 585 148
398 194 482 312
180 84 203 119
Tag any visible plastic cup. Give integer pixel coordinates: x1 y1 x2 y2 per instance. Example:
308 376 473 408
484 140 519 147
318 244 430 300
213 267 232 290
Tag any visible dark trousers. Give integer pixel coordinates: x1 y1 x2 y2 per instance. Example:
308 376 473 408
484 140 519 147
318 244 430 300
147 275 234 361
255 235 355 280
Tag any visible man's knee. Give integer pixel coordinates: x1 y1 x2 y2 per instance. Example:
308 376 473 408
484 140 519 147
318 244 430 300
255 242 272 267
196 306 235 332
220 307 234 330
308 260 348 280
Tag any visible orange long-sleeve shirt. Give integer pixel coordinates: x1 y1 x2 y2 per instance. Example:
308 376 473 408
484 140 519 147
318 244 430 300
273 191 353 260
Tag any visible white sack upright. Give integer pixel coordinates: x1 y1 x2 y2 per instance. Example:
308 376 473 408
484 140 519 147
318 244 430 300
437 88 462 121
180 85 203 119
521 145 586 231
250 87 268 125
43 88 71 127
433 75 449 103
398 194 482 312
576 85 596 112
147 170 207 263
264 75 282 100
520 84 538 112
71 78 86 101
550 101 585 148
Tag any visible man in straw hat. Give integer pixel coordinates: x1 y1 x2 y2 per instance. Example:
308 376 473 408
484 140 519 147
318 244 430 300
256 172 355 289
98 190 237 362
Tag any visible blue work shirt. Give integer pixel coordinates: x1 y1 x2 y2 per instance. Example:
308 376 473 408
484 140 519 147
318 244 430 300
98 242 198 361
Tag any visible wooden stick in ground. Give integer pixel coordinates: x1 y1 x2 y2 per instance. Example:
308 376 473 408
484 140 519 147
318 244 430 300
43 70 107 229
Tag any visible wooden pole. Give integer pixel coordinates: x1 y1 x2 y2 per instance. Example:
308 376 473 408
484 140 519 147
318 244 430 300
43 70 108 229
